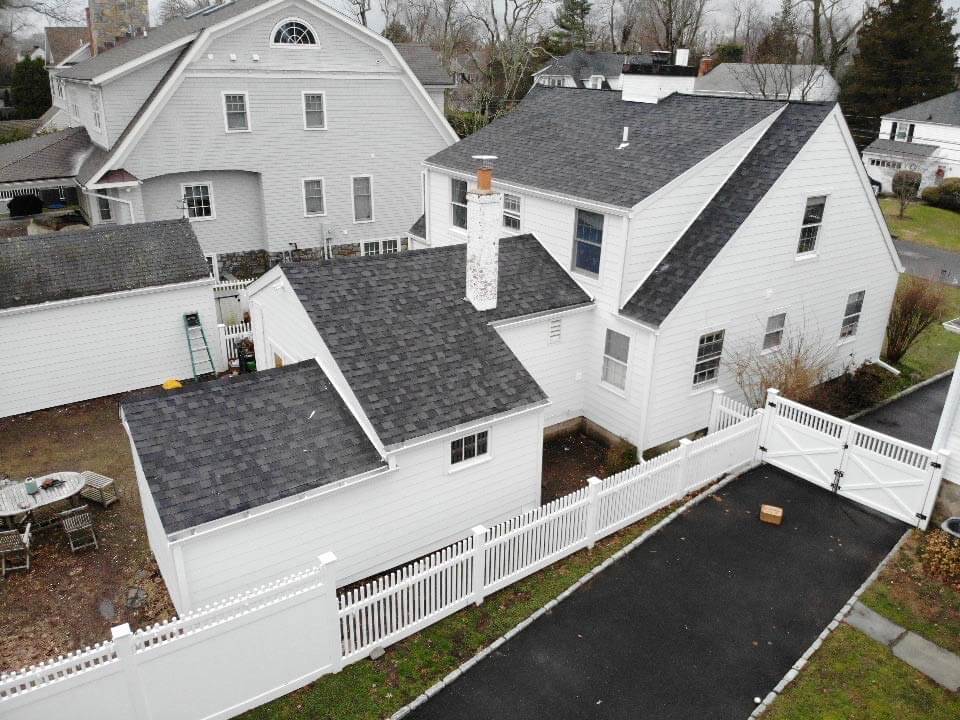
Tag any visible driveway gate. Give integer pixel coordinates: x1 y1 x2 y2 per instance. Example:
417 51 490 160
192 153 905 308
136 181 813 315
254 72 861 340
759 389 945 529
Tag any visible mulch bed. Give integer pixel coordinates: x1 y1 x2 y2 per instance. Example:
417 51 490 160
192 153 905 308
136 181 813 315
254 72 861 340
541 432 611 504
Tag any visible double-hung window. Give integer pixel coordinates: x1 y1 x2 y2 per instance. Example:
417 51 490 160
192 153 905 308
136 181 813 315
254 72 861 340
353 176 373 222
503 193 521 230
573 209 603 275
451 178 467 229
693 330 725 386
601 329 630 390
183 184 214 219
840 291 865 339
303 178 325 216
303 92 325 129
451 430 488 466
223 93 249 132
895 123 914 142
797 196 826 254
97 195 113 223
763 313 786 351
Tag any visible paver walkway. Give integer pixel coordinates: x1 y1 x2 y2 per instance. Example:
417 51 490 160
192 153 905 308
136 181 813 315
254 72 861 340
408 466 904 720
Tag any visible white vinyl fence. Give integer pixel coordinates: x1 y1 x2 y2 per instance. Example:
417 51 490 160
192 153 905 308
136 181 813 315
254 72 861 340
218 321 252 364
3 409 764 720
707 388 755 433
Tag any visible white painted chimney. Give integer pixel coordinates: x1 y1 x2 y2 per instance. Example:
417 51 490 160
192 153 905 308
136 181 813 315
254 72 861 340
465 155 501 312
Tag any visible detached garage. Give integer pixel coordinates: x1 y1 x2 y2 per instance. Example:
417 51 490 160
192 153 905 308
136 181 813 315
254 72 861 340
0 219 222 418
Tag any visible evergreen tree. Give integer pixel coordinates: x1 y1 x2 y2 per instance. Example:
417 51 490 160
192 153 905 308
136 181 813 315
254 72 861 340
553 0 593 51
11 58 51 120
715 43 744 64
383 21 412 44
841 0 957 145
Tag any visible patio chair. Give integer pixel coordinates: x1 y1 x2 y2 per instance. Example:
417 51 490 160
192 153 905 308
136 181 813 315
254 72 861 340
60 506 98 553
0 523 31 577
79 471 119 508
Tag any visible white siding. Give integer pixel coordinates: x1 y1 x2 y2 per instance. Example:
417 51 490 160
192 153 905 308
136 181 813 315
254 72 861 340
99 50 180 147
0 282 221 418
167 408 542 609
868 118 960 192
140 171 266 255
644 108 900 448
496 309 593 426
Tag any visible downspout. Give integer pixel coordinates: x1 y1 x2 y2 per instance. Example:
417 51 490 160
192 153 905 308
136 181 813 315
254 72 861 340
636 327 660 454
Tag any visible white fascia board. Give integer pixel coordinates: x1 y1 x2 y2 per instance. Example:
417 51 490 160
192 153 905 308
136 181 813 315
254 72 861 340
0 177 77 189
488 301 595 330
0 277 214 318
91 34 198 85
87 179 142 190
56 43 91 68
246 263 286 298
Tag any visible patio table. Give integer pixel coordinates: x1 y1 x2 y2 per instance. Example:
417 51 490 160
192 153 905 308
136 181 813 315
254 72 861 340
0 472 86 529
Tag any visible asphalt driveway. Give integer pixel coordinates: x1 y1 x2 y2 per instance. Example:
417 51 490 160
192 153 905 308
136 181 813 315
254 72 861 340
855 375 951 449
408 465 904 720
895 238 960 285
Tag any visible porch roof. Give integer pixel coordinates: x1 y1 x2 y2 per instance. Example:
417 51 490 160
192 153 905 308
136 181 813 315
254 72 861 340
0 127 91 184
862 138 938 159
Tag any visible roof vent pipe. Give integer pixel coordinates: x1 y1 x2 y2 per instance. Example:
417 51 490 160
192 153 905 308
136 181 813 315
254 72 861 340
617 126 630 150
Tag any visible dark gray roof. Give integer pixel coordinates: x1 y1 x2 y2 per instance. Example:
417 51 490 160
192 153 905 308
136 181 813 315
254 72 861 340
694 63 834 96
0 219 209 309
45 26 88 65
122 361 386 534
622 102 834 326
537 50 624 82
888 90 960 126
408 213 425 238
426 89 785 208
284 235 591 446
863 138 938 158
0 127 91 183
396 44 454 86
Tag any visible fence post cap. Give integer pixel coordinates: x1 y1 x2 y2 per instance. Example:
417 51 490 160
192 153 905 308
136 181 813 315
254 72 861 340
712 388 726 396
217 322 225 328
471 524 487 536
110 623 133 640
767 388 781 396
586 476 603 486
318 551 337 566
938 448 951 457
678 438 694 446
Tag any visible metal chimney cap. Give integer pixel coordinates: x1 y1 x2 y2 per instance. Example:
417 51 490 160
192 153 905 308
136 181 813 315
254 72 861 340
472 154 498 166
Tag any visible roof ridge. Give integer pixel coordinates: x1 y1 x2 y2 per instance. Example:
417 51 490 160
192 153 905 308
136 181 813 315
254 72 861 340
0 126 83 170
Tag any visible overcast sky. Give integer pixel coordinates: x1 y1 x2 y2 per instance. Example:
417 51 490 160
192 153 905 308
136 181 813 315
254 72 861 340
19 0 960 45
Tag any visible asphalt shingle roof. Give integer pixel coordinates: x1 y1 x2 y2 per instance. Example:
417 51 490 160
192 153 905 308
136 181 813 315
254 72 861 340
0 127 91 183
426 88 786 208
694 63 833 96
408 213 426 238
0 219 209 309
538 50 624 81
284 235 592 446
396 43 453 85
122 361 386 534
887 90 960 126
45 26 88 65
863 138 938 158
622 102 834 327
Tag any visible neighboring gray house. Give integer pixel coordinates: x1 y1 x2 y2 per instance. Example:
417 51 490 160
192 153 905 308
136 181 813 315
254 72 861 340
862 90 960 193
694 63 839 102
533 50 626 90
8 0 455 278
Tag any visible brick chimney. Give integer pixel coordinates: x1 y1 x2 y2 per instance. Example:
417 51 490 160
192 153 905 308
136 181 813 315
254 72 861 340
465 156 501 312
698 57 715 77
88 0 149 56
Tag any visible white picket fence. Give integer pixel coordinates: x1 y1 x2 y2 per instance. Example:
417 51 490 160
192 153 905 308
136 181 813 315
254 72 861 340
707 388 756 433
218 321 252 363
337 412 763 664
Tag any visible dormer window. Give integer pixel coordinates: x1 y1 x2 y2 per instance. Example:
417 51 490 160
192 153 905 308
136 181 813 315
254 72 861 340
272 20 317 45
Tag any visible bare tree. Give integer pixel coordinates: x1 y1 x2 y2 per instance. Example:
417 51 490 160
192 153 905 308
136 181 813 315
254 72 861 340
731 61 826 100
884 276 949 364
158 0 212 23
893 169 921 219
645 0 711 52
2 0 78 25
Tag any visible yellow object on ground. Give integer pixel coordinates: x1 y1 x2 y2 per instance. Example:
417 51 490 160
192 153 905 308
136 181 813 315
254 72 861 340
162 379 183 390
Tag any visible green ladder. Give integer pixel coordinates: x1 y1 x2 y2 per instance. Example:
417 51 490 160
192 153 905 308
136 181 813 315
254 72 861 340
183 312 216 381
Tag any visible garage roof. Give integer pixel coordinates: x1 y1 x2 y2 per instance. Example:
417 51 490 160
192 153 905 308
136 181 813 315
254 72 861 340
0 219 209 310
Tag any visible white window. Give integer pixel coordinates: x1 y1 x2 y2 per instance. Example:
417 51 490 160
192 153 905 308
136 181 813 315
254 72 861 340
451 178 467 229
573 209 603 275
352 176 373 223
362 238 399 256
302 92 325 129
182 183 214 220
383 238 398 253
93 109 102 129
503 193 521 230
302 178 325 216
362 240 380 256
450 430 488 466
763 313 786 351
797 196 826 254
693 330 725 386
96 195 113 223
840 291 865 339
71 102 79 119
272 19 317 45
541 76 563 87
601 329 630 390
894 123 914 142
223 93 249 132
549 317 562 344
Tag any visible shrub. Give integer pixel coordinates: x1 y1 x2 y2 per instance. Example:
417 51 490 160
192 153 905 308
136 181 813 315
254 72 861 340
918 529 960 587
805 363 891 417
605 440 638 474
921 177 960 212
884 275 949 363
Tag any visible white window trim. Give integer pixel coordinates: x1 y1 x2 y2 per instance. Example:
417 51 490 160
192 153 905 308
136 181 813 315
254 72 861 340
96 194 114 224
351 174 375 224
361 238 399 256
301 90 327 130
839 290 865 342
451 177 467 231
301 176 326 217
761 312 786 354
270 17 319 48
571 208 604 279
180 181 216 222
448 428 492 474
600 328 630 394
503 192 521 231
796 191 830 256
692 328 725 388
221 91 251 133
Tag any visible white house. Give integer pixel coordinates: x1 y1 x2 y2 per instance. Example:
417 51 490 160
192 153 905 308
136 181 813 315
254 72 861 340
3 0 456 279
862 90 960 193
693 62 839 102
419 59 901 453
0 219 221 418
533 50 626 90
121 205 592 611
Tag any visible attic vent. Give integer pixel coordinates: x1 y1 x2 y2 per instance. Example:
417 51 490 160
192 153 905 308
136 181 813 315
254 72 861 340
549 317 562 344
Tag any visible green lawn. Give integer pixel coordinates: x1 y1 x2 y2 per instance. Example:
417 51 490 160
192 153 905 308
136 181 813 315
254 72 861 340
880 198 960 251
893 279 960 381
764 625 960 720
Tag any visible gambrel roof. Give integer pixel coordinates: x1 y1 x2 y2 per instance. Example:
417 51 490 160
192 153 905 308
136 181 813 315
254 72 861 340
886 90 960 126
283 236 592 447
621 102 835 326
426 88 786 208
122 361 387 534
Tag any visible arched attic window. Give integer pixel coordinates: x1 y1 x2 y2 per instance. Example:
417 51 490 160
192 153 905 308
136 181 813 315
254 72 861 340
272 19 317 45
